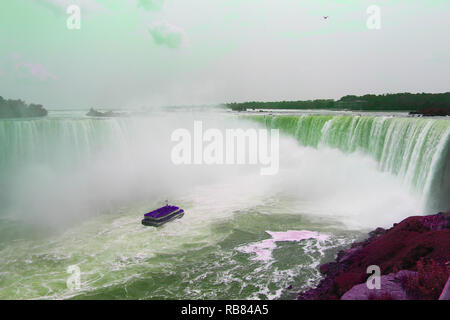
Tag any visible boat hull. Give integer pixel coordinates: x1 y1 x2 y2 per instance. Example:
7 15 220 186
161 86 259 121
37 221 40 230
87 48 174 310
141 210 184 227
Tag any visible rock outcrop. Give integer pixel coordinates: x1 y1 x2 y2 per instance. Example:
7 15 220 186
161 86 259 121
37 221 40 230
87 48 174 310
409 108 450 117
86 108 123 117
341 270 416 300
298 212 450 300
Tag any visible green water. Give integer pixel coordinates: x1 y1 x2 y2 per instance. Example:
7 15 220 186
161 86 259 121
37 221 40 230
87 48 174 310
0 111 448 299
0 197 358 300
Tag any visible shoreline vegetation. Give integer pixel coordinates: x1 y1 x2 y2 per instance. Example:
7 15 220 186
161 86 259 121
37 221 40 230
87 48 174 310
2 92 450 119
0 96 47 118
226 92 450 116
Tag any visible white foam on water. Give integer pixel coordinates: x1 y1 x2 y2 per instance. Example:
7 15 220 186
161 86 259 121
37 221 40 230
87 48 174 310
237 230 330 262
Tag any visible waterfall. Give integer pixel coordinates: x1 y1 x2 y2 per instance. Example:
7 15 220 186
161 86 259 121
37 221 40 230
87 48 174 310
1 114 449 219
0 116 170 220
0 118 132 172
251 115 450 212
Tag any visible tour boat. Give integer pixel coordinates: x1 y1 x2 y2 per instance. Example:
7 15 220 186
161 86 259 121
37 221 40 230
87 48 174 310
141 204 184 227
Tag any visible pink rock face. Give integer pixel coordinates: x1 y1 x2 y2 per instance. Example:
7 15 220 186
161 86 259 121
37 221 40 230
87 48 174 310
238 230 329 261
341 270 416 300
298 212 450 300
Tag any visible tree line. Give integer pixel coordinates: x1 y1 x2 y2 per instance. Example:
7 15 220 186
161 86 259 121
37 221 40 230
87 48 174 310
0 96 48 118
226 92 450 112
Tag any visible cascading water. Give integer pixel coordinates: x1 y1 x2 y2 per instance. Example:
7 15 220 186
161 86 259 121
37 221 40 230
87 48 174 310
251 115 450 212
0 111 446 299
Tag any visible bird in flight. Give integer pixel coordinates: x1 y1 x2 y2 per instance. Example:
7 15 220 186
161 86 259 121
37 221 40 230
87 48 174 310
323 16 329 20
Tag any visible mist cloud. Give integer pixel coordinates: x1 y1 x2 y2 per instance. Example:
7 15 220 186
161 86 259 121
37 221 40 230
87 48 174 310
39 0 105 15
10 53 57 81
138 0 164 11
148 21 186 48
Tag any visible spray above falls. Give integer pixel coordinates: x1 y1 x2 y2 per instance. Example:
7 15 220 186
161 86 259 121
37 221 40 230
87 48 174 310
252 115 450 213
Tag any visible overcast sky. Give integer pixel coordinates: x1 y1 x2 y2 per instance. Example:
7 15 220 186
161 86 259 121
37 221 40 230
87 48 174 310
0 0 449 109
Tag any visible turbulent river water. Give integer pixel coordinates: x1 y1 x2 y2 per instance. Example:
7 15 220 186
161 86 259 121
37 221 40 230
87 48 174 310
0 110 448 299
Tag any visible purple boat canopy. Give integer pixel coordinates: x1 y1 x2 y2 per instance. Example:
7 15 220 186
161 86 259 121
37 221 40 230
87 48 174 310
144 205 180 219
142 204 185 227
